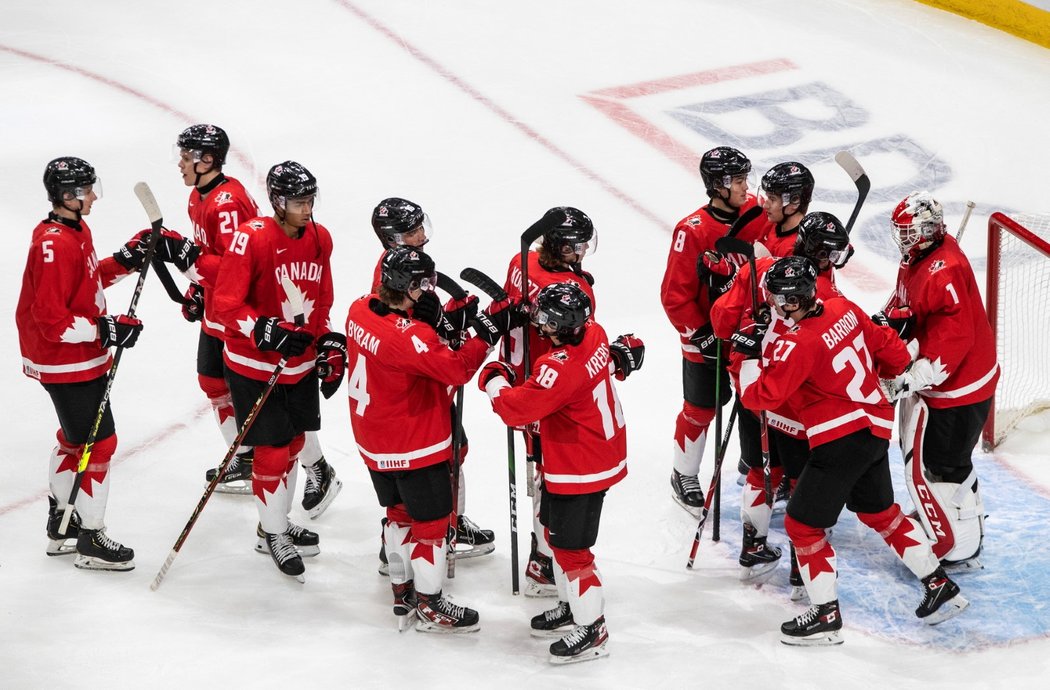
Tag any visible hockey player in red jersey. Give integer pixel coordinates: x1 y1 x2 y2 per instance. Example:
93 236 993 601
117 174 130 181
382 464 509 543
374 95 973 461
174 125 342 516
756 162 814 258
17 157 153 570
878 192 998 569
211 161 344 581
660 146 766 517
502 206 597 598
368 198 495 567
345 246 511 633
736 256 967 645
481 282 638 664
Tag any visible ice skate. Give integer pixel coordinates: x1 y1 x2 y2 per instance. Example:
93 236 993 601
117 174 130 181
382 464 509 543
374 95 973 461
74 528 135 572
739 523 781 584
415 591 480 634
454 515 495 559
378 517 389 576
205 450 253 495
46 495 80 556
772 475 790 515
525 534 557 598
301 456 342 519
255 522 319 557
670 469 704 518
941 546 984 573
392 579 418 632
780 601 843 646
788 544 807 602
531 601 574 638
916 567 968 625
260 529 306 582
549 616 609 665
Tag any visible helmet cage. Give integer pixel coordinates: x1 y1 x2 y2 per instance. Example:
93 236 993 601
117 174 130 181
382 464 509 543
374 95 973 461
892 192 945 255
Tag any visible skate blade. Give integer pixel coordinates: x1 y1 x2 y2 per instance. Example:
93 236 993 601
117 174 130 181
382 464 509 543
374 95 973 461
740 560 780 584
254 539 320 558
396 613 416 633
378 561 390 577
922 594 969 625
549 642 609 665
73 554 135 572
213 482 252 496
790 585 808 602
531 625 574 639
46 539 77 556
454 542 496 559
671 494 703 519
305 476 343 519
524 581 558 598
780 629 843 646
415 620 480 634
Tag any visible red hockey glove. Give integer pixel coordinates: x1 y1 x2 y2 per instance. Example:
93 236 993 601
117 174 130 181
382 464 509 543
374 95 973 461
112 232 151 271
97 314 143 349
253 317 313 358
443 294 479 334
472 298 515 346
871 306 915 340
478 360 516 391
609 334 645 380
182 283 204 323
697 250 737 299
315 332 348 399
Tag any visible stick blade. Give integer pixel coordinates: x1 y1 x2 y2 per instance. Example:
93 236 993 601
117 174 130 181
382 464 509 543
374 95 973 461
280 276 306 327
134 182 163 228
834 151 866 182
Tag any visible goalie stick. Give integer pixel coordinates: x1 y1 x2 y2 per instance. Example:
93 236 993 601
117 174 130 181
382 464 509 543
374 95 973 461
151 276 304 590
58 182 165 533
834 151 870 233
459 265 520 594
955 201 976 242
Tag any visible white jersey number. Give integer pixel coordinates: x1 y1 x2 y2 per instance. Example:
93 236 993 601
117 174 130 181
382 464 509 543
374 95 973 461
831 333 882 405
592 379 626 440
346 355 371 415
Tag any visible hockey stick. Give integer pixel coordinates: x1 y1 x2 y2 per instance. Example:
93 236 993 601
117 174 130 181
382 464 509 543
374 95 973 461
955 201 976 242
150 257 193 306
435 271 468 579
712 338 723 543
834 151 871 233
459 265 520 594
58 182 165 533
151 277 303 590
726 205 764 239
686 403 739 568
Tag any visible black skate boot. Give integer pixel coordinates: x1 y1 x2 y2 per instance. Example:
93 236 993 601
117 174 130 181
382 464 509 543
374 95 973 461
739 523 781 584
46 495 80 556
780 600 843 646
916 567 968 625
301 456 342 519
255 522 320 558
392 579 418 632
378 517 389 576
415 591 480 634
454 515 495 559
789 543 807 602
74 528 135 571
525 533 557 598
531 600 574 638
670 469 704 518
206 450 253 495
261 529 306 582
549 616 609 664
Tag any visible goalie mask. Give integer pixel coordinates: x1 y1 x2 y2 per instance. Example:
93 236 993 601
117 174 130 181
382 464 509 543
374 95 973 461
892 191 945 261
371 197 432 249
796 211 854 270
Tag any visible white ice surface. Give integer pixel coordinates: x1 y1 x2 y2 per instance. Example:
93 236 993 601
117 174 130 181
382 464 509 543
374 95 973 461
2 1 1050 687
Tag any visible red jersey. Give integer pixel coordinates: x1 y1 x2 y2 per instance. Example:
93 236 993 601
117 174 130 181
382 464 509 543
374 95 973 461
345 295 490 472
660 196 767 362
502 251 596 380
184 176 259 339
759 224 800 258
489 322 627 495
887 236 999 408
212 217 334 384
16 215 131 384
740 297 912 448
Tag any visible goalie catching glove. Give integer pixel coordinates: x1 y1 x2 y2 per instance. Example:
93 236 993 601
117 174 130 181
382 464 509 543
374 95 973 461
315 332 348 399
252 317 313 358
609 334 645 380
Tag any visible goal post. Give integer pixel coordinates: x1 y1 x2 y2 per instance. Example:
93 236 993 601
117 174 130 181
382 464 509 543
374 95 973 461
983 211 1050 449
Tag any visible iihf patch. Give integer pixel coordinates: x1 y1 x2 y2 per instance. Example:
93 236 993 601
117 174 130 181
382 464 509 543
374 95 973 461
929 259 946 274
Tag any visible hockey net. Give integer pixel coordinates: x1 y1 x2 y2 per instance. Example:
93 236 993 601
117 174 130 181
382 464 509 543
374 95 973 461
983 212 1050 448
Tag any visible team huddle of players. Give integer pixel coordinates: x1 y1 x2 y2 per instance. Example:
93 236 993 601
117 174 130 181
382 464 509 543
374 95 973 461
15 126 993 662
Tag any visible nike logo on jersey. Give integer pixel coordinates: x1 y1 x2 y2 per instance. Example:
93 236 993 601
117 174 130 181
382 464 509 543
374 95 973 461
276 248 287 254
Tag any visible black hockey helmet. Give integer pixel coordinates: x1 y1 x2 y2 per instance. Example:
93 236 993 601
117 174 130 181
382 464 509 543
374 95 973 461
267 161 318 210
699 146 751 198
542 206 595 257
371 197 431 249
43 156 98 204
764 256 818 312
761 162 815 208
380 246 437 293
176 124 230 166
531 282 592 340
796 211 853 269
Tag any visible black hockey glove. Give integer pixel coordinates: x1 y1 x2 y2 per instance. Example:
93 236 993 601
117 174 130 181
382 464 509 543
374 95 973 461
731 319 767 360
871 306 915 340
609 334 645 380
252 317 313 358
97 315 143 349
411 290 443 330
182 283 205 323
689 323 720 365
443 294 479 334
113 234 150 271
151 229 200 272
697 250 737 300
471 298 515 346
315 332 348 399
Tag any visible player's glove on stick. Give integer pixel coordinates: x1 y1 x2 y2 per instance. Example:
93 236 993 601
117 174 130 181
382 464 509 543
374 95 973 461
97 315 143 348
609 334 645 380
182 283 204 323
472 298 515 346
697 250 737 299
731 319 767 359
443 294 479 334
689 323 720 365
315 332 348 399
411 290 443 330
252 317 313 358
